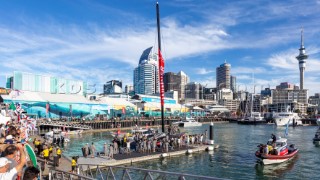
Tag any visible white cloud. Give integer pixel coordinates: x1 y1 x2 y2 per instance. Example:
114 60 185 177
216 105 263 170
232 67 267 75
195 68 214 75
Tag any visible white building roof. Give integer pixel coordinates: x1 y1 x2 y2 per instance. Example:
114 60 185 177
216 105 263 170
99 97 135 107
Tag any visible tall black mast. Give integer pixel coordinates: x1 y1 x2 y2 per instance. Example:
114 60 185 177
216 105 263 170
156 2 165 133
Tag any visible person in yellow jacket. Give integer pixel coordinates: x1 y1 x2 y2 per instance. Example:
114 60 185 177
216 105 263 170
71 157 77 173
57 147 62 164
42 147 50 164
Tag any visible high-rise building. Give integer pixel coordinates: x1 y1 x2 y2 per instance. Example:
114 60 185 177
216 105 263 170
124 85 134 94
185 82 202 100
163 71 189 101
216 61 231 90
134 47 159 95
230 75 237 98
296 29 308 90
103 80 122 94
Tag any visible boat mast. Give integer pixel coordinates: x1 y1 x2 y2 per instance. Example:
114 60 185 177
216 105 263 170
156 2 165 133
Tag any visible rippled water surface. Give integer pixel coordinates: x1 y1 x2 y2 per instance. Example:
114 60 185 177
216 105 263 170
63 123 320 179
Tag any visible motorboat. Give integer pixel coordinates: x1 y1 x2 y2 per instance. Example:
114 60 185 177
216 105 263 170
255 137 299 165
274 112 302 126
172 117 202 127
238 112 267 125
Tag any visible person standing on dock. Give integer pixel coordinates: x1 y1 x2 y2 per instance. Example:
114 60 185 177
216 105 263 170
104 143 108 157
83 143 89 158
71 157 77 173
152 138 157 152
90 143 96 158
42 146 49 165
108 144 114 159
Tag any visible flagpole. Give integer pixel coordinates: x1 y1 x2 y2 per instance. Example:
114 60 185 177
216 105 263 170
156 2 165 133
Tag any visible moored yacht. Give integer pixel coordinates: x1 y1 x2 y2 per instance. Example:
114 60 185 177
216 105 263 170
173 117 202 127
238 112 267 125
274 112 302 126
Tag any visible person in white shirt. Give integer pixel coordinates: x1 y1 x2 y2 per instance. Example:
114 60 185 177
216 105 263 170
0 144 26 180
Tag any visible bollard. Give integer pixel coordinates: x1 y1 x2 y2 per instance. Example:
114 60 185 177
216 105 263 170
209 122 214 145
207 122 214 151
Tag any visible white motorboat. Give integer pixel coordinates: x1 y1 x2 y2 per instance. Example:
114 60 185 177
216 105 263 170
173 117 202 127
274 112 302 126
238 112 267 125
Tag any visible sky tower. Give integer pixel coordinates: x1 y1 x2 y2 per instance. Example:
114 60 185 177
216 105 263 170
296 29 308 90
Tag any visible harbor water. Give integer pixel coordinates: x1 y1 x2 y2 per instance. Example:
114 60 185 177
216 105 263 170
63 123 320 179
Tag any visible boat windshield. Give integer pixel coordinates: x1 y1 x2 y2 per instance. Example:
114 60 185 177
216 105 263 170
266 140 286 147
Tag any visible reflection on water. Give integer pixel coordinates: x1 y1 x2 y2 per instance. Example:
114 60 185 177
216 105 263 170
255 156 298 179
64 123 320 179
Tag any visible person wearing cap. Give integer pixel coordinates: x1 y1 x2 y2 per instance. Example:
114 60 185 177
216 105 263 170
0 144 26 179
4 135 14 144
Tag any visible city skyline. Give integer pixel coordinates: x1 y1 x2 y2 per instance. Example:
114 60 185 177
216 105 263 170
0 0 319 95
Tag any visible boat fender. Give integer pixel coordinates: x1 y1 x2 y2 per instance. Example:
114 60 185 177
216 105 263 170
160 153 168 158
186 149 193 154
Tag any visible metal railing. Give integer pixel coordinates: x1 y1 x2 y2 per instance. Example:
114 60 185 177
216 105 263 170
76 164 227 180
49 169 95 180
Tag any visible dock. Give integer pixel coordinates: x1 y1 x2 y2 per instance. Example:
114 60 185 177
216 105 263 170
77 144 211 170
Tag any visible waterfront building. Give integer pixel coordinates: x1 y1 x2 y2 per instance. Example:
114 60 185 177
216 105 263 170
217 88 233 101
163 71 189 102
185 82 202 100
261 88 272 98
124 85 134 95
133 47 159 95
272 82 308 114
7 71 87 96
218 99 240 112
309 93 320 106
296 29 308 90
216 61 231 90
103 80 122 94
2 71 137 119
203 88 216 100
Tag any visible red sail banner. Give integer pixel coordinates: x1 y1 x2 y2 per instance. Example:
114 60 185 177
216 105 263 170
158 49 165 106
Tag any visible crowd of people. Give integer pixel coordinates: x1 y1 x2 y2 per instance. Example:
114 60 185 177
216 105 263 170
81 125 208 159
0 120 40 179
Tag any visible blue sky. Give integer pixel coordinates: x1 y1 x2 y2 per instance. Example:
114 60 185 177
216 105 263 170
0 0 320 95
